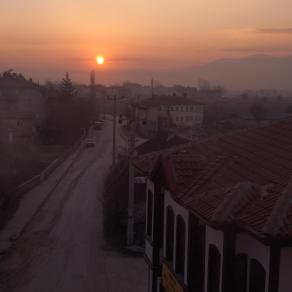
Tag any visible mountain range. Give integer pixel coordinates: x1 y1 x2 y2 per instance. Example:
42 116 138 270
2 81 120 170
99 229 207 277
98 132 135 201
162 54 292 90
103 54 292 90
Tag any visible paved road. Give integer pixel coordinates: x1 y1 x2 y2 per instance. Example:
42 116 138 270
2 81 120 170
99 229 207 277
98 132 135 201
0 121 147 292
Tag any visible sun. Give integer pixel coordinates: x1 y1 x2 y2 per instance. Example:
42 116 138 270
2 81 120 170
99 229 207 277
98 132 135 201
96 55 105 65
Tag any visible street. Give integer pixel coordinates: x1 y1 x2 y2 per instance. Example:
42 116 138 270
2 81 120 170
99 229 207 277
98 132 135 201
0 121 147 292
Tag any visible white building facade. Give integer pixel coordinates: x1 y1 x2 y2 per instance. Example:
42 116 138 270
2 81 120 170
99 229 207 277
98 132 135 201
138 95 203 134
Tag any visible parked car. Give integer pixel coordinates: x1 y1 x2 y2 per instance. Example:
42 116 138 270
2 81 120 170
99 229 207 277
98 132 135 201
93 120 104 130
85 139 96 147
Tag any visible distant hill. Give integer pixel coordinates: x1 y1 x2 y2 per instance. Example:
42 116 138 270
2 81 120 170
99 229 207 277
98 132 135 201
68 54 292 90
102 54 292 90
187 54 292 90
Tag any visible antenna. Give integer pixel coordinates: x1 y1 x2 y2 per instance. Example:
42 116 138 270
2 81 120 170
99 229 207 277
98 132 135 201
151 78 154 98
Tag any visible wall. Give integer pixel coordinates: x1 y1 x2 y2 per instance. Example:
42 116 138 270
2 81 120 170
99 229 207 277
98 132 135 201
204 226 224 292
278 247 292 292
0 116 36 145
140 104 204 131
236 232 270 292
0 87 47 125
146 179 155 242
148 266 153 292
163 190 189 285
14 88 47 125
169 105 203 127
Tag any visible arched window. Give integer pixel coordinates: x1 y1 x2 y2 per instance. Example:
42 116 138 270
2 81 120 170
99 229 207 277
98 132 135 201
147 191 153 237
166 207 174 262
235 254 248 292
175 216 186 276
249 259 266 292
207 244 221 292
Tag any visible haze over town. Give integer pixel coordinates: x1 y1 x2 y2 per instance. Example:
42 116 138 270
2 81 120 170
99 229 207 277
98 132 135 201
1 0 292 88
1 1 292 292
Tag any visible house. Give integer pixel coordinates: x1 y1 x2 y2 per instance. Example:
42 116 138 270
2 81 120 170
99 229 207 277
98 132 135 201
137 95 204 134
134 119 292 292
0 111 36 145
0 72 47 127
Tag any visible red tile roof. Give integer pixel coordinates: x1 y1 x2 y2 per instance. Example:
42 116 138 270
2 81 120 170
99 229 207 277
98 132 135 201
135 119 292 241
136 134 190 155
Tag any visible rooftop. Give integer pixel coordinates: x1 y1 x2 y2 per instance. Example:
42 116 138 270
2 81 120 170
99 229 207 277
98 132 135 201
140 95 203 108
0 72 40 89
134 119 292 242
135 133 189 155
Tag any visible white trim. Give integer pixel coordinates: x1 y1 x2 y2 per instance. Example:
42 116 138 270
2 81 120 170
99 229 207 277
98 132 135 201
163 190 189 285
146 180 155 241
236 232 270 292
279 247 292 292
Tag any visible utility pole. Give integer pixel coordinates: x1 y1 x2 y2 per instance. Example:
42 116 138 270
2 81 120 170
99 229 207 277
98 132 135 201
151 78 154 98
107 95 117 166
90 70 96 120
112 95 117 166
108 95 126 166
127 101 137 246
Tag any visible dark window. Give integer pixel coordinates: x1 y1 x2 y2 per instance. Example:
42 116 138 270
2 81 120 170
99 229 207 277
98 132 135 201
249 259 266 292
147 191 153 237
235 254 247 292
207 245 221 292
166 207 174 261
175 216 186 276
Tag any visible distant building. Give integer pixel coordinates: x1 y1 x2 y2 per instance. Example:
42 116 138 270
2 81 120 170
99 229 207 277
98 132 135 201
0 72 47 146
0 72 47 127
0 111 36 145
137 95 204 134
134 119 292 292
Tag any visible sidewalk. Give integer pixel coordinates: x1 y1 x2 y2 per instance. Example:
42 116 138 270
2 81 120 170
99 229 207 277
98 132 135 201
0 146 83 254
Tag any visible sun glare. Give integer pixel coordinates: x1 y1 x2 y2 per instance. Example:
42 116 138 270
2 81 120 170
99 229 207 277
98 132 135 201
96 55 105 65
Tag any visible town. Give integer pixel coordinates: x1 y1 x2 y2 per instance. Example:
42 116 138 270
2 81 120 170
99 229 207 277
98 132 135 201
1 1 292 292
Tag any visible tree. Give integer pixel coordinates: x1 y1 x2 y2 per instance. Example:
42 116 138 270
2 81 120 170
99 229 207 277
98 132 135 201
59 72 76 99
250 102 266 124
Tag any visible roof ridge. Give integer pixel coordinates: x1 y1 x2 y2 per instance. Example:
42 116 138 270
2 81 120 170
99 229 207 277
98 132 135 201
262 177 292 236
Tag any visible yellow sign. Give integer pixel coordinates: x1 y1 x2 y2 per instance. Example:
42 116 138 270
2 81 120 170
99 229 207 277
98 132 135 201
162 263 184 292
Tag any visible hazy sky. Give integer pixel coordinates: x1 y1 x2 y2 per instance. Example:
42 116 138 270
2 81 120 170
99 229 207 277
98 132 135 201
1 0 292 84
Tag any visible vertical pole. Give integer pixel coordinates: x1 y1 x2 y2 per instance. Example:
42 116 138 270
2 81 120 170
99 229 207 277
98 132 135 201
127 103 136 246
112 95 117 166
90 70 96 120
